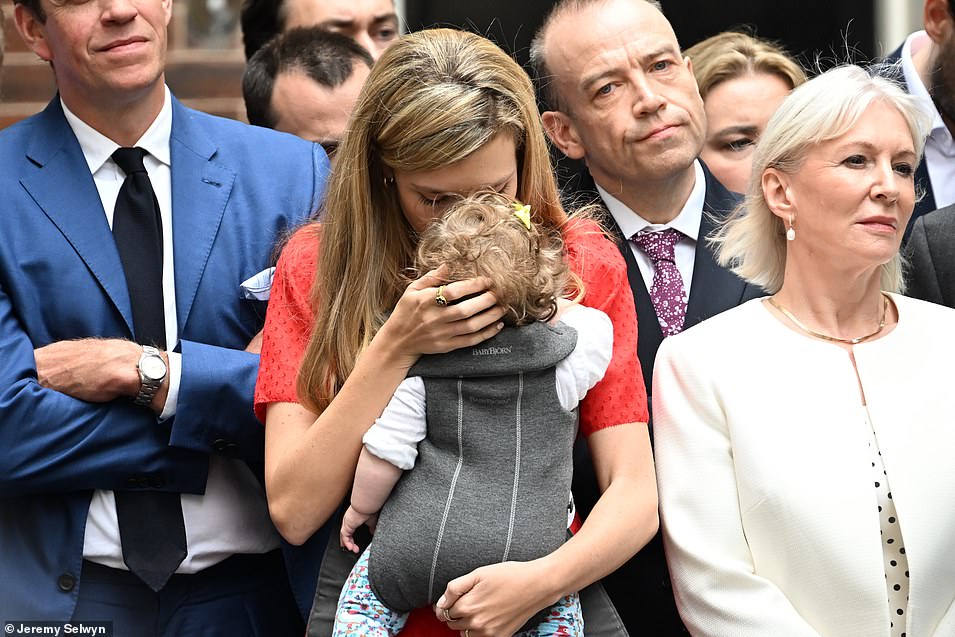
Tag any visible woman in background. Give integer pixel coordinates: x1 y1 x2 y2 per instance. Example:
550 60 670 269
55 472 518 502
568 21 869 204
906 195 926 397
654 64 955 636
686 31 806 193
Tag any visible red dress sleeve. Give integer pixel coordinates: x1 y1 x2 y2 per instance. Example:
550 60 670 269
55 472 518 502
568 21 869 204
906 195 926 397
253 225 322 422
564 220 649 435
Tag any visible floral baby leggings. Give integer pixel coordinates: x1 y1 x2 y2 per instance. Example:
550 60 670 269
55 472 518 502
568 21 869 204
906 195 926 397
332 547 583 636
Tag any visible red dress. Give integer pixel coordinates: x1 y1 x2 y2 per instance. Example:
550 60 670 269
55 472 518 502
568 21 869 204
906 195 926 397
254 221 648 635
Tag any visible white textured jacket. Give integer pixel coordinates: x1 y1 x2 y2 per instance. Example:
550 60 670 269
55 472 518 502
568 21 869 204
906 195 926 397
653 294 955 637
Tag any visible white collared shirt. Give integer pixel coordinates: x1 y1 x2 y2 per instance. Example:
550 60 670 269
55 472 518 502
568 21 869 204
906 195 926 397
902 31 955 209
63 89 278 574
596 160 705 296
61 89 182 418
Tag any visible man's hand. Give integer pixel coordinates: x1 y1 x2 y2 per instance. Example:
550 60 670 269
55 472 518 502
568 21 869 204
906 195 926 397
34 338 154 405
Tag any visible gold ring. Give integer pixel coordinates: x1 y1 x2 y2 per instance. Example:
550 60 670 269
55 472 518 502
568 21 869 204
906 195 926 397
465 630 470 637
443 607 453 622
435 285 449 307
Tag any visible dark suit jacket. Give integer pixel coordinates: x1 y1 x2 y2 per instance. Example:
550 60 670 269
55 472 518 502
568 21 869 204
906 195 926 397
880 46 937 240
569 163 762 636
906 203 955 307
0 97 329 621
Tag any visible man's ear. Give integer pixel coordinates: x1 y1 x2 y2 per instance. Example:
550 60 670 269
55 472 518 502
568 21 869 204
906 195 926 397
542 110 586 161
925 0 955 45
14 4 52 62
762 168 795 220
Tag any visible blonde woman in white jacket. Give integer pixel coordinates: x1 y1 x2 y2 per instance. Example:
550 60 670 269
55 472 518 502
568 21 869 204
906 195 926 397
654 64 955 637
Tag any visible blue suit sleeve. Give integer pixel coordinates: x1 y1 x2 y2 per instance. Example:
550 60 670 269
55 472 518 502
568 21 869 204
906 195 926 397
163 141 329 464
168 340 264 461
0 282 209 498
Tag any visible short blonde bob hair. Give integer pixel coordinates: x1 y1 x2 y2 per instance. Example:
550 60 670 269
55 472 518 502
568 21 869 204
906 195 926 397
711 64 931 294
298 28 567 413
415 191 570 326
685 31 806 101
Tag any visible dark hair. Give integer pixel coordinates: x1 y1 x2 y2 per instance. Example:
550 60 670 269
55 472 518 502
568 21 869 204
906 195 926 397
240 0 284 60
242 27 374 129
12 0 45 22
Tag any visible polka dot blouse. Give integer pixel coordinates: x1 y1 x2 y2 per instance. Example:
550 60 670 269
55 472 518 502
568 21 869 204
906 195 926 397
863 407 909 636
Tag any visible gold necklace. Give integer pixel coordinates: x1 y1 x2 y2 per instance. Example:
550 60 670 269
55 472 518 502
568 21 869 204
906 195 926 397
767 294 889 345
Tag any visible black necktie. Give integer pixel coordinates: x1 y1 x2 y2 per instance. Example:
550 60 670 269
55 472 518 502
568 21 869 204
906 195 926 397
111 147 187 591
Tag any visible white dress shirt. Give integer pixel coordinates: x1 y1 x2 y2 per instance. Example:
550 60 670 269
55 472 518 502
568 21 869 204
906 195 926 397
63 89 279 574
902 31 955 209
596 160 706 296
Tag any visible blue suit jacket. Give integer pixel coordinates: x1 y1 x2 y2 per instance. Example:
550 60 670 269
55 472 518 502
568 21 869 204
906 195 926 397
0 97 329 621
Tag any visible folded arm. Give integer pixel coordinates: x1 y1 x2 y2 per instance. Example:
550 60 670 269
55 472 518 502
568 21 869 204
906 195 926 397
0 284 208 496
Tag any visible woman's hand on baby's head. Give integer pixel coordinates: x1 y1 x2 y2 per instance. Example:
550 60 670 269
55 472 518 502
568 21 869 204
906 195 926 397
381 268 507 365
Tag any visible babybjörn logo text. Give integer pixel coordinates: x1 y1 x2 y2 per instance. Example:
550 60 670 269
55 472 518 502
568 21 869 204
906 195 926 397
471 345 512 356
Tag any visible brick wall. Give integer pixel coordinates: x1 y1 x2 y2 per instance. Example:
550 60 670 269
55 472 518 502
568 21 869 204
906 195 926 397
0 0 248 130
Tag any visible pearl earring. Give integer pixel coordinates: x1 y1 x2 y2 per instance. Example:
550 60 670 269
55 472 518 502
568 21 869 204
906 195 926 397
786 214 796 241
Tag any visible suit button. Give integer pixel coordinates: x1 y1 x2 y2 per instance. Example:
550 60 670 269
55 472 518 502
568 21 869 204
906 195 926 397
138 477 150 488
126 477 139 488
212 438 228 453
148 476 164 488
57 573 76 592
225 443 239 454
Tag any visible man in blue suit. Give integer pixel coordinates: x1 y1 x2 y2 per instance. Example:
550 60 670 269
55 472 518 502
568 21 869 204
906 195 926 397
2 0 328 634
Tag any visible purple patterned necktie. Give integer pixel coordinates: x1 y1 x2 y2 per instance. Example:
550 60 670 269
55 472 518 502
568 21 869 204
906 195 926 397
631 228 687 337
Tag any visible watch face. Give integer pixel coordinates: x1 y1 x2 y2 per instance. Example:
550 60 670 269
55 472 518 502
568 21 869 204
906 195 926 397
141 356 166 381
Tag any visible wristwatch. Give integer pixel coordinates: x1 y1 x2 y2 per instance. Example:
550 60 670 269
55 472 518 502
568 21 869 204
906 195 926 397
134 345 167 407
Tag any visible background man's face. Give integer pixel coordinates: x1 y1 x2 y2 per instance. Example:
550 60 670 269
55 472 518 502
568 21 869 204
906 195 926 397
270 63 371 159
283 0 398 59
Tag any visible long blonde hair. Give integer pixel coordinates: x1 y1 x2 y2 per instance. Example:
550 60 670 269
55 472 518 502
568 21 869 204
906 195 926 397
297 28 567 413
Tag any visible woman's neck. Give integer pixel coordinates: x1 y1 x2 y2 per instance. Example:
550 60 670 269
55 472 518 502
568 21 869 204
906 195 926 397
772 264 889 342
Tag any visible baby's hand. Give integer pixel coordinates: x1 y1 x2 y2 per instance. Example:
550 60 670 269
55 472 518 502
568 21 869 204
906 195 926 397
340 505 374 554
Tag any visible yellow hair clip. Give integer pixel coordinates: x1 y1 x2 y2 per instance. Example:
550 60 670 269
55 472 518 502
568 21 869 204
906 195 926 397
512 202 532 230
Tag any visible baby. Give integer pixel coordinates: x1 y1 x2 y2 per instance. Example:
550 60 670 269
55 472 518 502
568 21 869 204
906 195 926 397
333 192 612 636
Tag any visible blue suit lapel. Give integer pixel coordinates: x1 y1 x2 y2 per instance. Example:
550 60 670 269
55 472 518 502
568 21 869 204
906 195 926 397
19 99 135 335
168 99 235 337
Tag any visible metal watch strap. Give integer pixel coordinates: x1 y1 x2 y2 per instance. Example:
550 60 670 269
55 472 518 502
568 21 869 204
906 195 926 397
134 345 164 407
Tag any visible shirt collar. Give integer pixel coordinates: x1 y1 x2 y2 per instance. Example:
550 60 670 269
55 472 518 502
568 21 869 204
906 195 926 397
61 86 173 174
596 159 705 241
901 31 948 139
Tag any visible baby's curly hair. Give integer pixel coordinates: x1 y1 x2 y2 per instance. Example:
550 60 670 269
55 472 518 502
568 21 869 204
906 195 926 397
414 191 572 326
